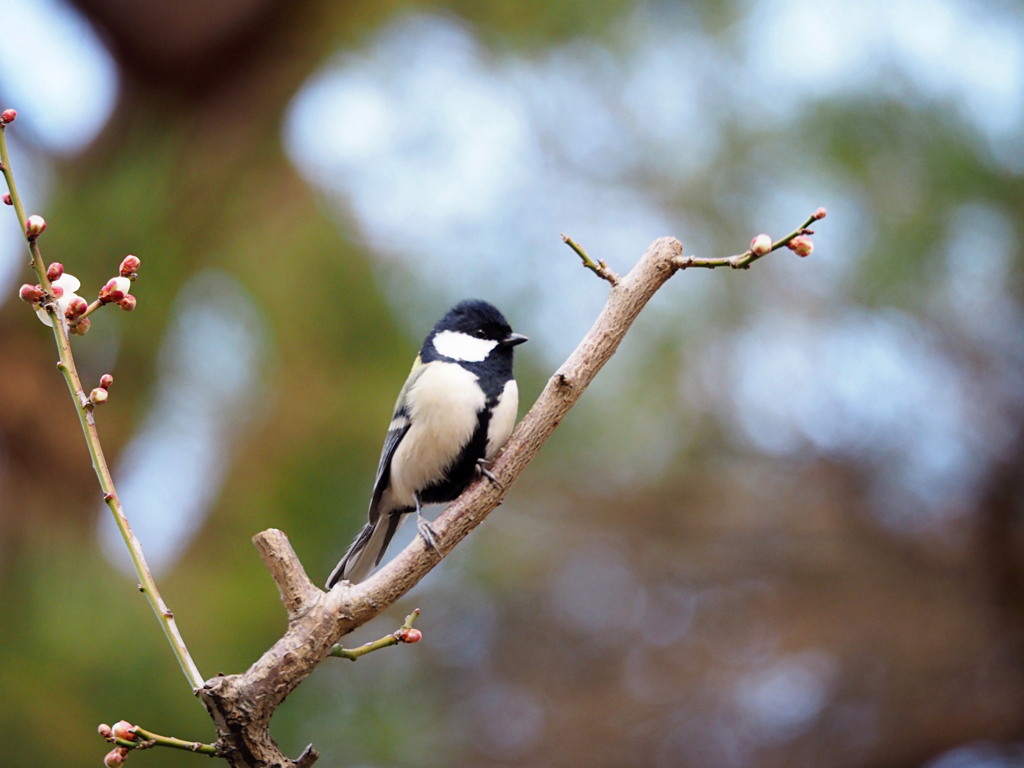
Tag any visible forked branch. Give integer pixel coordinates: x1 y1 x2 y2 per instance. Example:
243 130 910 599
200 219 823 766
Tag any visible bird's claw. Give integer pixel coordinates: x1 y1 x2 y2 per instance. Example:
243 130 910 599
416 514 440 556
476 459 505 491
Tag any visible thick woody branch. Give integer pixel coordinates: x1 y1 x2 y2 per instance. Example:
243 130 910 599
252 529 319 620
200 215 823 767
198 236 688 767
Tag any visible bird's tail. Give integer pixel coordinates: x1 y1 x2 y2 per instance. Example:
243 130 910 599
326 512 407 588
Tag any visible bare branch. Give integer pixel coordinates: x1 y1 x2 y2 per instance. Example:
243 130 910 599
252 529 320 620
200 222 829 765
197 236 693 766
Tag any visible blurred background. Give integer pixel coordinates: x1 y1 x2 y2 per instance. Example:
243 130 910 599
1 0 1023 766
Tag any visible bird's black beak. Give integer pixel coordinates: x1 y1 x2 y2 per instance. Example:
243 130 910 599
503 332 529 347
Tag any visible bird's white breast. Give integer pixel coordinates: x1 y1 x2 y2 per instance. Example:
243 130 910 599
388 362 486 504
486 379 519 459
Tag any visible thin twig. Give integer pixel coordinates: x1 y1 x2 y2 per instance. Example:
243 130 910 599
562 233 620 285
674 209 823 270
0 119 205 693
330 609 422 660
101 723 220 755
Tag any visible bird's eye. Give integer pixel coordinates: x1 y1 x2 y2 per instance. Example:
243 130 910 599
474 329 488 338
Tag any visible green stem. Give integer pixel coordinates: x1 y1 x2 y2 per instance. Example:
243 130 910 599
0 125 34 275
78 297 104 322
1 122 205 692
107 726 219 755
134 726 219 755
562 234 620 285
330 609 422 660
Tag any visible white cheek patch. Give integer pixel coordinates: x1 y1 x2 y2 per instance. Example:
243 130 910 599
432 330 498 362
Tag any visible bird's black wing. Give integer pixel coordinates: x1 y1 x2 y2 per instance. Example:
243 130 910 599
366 417 410 523
325 362 423 587
366 360 425 523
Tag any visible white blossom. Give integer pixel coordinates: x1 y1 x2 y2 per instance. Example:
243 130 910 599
35 272 82 327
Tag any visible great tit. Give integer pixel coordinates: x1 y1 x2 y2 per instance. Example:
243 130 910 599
326 299 527 587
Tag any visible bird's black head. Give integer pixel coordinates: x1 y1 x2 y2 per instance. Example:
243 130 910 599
423 299 527 365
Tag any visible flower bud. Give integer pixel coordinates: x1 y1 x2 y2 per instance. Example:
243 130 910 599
90 387 109 405
98 276 131 304
51 285 64 299
103 747 129 768
99 374 114 390
65 296 88 320
70 317 91 336
749 234 772 257
111 721 136 741
0 108 16 124
812 207 827 220
25 214 46 238
398 628 423 643
2 193 11 206
118 294 137 312
97 723 113 739
788 235 814 257
19 283 44 303
47 262 64 281
119 255 141 278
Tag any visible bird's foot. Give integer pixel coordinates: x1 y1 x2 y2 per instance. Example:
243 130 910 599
416 513 441 556
476 458 505 491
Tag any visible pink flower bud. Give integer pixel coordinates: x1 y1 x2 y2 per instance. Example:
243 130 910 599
99 374 114 390
97 723 113 739
749 234 772 257
19 283 44 303
103 747 129 768
118 294 137 312
111 721 136 741
119 255 140 278
2 193 11 206
89 387 109 405
70 317 91 336
47 262 64 281
812 207 827 220
65 296 88 320
788 235 814 257
398 628 423 643
0 108 16 124
25 214 46 238
98 276 131 304
51 285 64 299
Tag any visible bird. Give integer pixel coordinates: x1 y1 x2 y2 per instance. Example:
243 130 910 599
326 299 527 587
